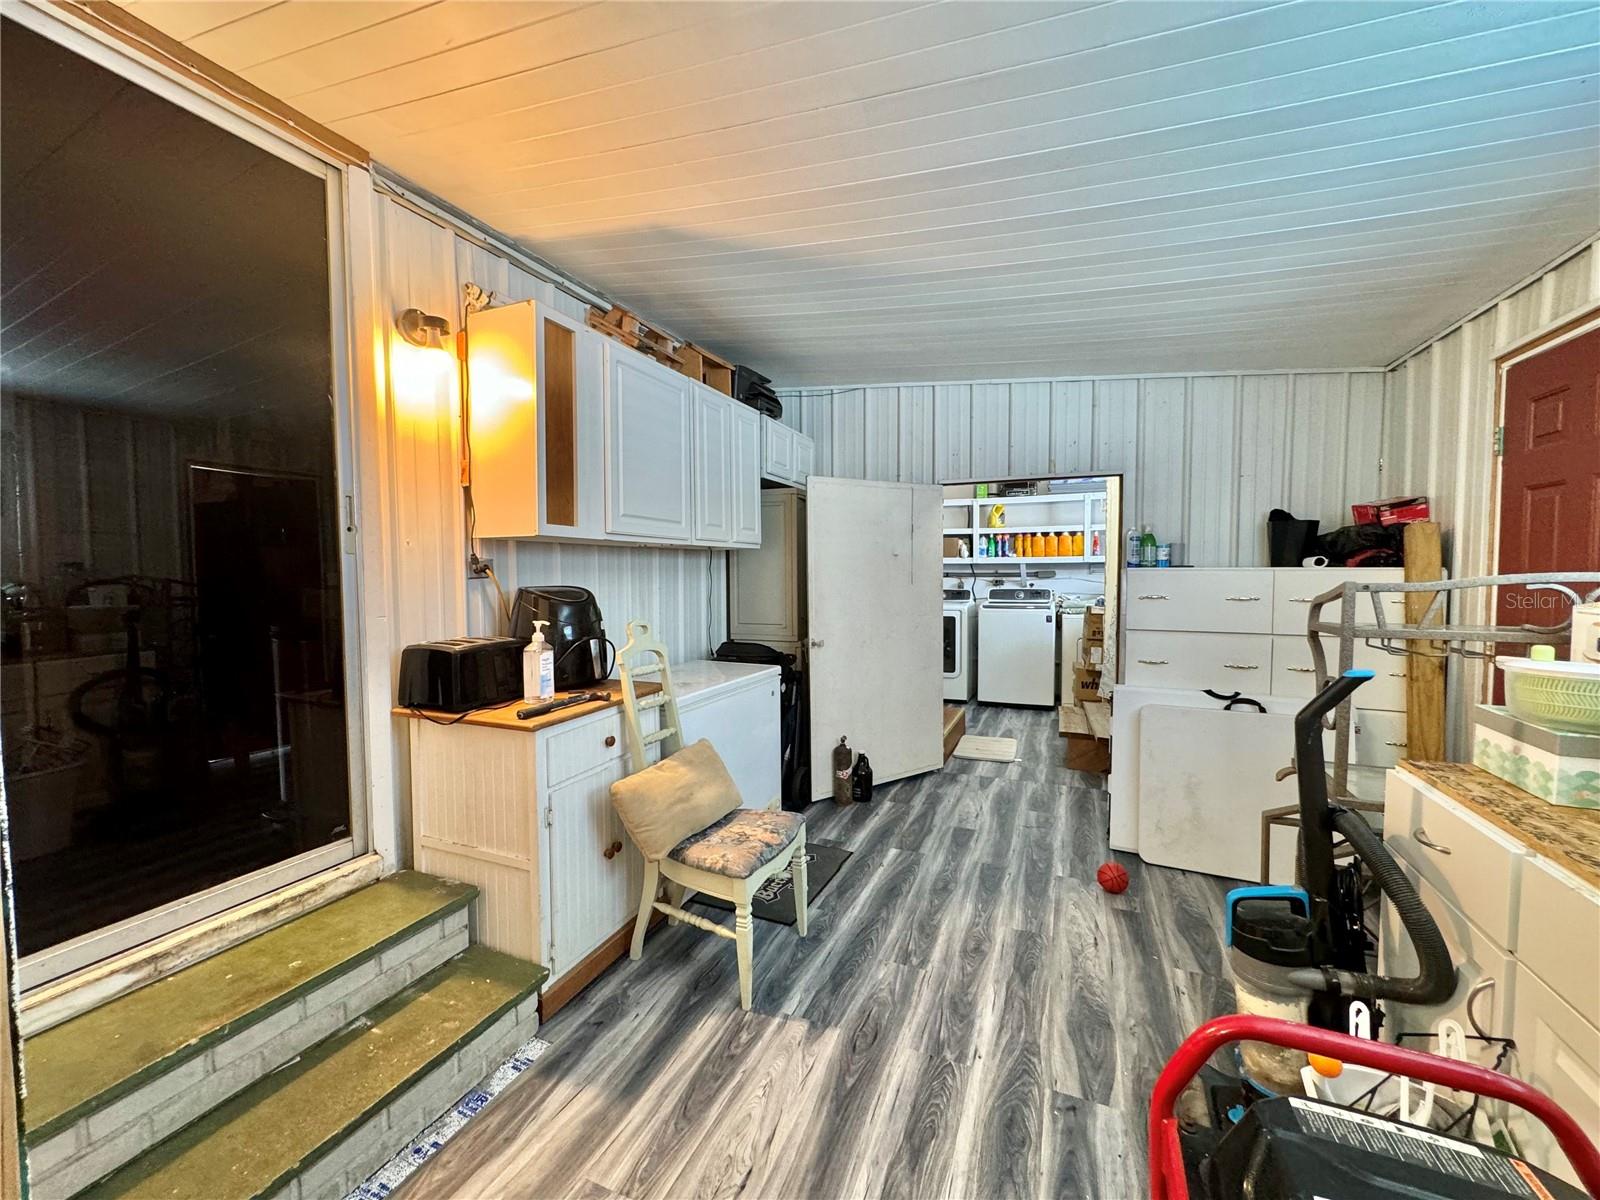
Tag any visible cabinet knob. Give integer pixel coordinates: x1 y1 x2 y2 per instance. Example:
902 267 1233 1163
603 839 623 860
604 735 617 748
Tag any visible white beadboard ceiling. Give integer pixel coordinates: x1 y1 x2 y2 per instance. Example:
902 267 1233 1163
119 0 1600 385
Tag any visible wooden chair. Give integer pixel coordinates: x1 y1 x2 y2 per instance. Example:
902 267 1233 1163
613 621 807 1010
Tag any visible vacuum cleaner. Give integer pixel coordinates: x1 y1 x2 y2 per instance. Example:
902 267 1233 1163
1157 670 1600 1198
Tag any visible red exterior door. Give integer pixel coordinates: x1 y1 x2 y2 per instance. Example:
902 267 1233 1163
1496 325 1600 658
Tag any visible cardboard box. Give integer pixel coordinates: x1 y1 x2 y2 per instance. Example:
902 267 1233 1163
943 535 969 558
1082 607 1105 644
1064 733 1110 773
1072 666 1102 704
1352 496 1430 527
1078 641 1103 667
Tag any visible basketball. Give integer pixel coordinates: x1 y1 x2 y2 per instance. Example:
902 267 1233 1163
1096 862 1130 894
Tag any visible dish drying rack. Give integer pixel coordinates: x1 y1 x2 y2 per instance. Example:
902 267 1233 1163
1257 571 1600 884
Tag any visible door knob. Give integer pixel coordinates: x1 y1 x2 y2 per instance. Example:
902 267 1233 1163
603 840 623 860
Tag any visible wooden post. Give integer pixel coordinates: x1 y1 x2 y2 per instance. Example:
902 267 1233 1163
1404 521 1447 761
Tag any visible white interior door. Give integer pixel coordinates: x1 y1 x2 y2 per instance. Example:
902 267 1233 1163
807 478 944 799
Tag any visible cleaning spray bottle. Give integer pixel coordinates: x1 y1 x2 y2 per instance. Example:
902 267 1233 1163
524 620 555 702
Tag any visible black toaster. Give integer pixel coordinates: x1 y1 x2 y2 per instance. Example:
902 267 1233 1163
397 637 523 712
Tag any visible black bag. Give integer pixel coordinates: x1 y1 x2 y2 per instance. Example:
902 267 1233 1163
1266 508 1321 567
1319 523 1405 567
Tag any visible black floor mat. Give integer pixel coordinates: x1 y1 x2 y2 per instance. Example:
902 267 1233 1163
689 840 851 926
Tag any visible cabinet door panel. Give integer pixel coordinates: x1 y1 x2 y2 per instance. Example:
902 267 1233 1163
606 349 694 541
762 418 794 481
793 434 814 485
732 406 762 546
693 387 734 545
547 757 640 975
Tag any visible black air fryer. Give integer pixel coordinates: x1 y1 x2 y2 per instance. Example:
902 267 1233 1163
510 586 611 690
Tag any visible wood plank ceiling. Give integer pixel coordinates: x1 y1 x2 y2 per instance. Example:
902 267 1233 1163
119 0 1600 384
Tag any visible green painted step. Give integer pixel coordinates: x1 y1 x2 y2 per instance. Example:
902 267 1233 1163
82 945 545 1200
25 871 476 1143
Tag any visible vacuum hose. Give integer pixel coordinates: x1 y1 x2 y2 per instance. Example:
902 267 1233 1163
1288 809 1456 1006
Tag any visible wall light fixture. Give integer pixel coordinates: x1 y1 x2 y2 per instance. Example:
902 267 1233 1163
396 307 452 350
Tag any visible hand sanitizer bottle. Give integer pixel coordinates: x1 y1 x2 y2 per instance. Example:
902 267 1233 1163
524 620 555 701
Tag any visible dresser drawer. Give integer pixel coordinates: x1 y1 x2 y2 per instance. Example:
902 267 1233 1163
1325 708 1408 769
1125 569 1273 633
1379 860 1516 1056
1124 630 1272 691
1517 856 1600 1021
1272 568 1404 636
1270 635 1408 711
1384 773 1526 950
540 705 659 788
1509 963 1600 1189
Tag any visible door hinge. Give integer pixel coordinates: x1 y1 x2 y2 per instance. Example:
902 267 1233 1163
1493 425 1505 456
545 805 555 829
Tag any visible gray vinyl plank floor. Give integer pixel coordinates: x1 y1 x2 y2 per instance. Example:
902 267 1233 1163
397 705 1238 1200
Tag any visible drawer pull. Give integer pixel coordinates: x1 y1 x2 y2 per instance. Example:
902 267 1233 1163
1388 672 1406 679
1136 594 1169 601
1136 658 1169 666
1413 828 1452 855
604 735 617 748
1289 596 1315 603
1223 663 1259 670
602 839 623 860
1224 595 1263 602
1287 666 1315 674
1384 740 1406 748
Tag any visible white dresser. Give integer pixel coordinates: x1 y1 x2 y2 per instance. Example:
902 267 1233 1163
1378 763 1600 1190
403 660 781 1015
1112 567 1409 868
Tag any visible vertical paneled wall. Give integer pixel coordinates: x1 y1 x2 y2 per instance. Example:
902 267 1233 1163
1382 238 1598 754
779 370 1386 566
374 194 727 677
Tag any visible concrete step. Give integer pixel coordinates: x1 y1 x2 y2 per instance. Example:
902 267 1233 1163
80 945 546 1200
26 872 477 1200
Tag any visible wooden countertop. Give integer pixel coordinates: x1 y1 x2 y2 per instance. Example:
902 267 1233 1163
1400 761 1600 890
393 679 657 735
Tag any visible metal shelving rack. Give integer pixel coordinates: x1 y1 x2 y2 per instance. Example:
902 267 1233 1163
1305 571 1600 798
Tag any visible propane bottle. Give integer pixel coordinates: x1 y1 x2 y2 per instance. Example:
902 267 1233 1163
851 754 874 804
832 736 855 806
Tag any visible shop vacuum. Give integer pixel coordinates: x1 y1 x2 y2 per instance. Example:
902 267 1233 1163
1149 669 1600 1199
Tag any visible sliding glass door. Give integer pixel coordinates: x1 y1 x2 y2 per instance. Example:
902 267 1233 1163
0 14 364 981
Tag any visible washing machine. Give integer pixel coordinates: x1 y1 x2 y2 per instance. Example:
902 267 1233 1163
979 587 1057 706
942 589 978 702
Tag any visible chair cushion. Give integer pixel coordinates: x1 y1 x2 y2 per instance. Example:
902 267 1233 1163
609 739 742 862
669 809 804 879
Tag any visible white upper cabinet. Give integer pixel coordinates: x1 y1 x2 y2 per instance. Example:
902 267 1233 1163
732 404 762 547
466 300 760 548
760 415 813 487
692 385 735 545
605 346 694 542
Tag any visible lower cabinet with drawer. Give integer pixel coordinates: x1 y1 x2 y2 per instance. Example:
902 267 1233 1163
405 661 782 1018
1380 765 1600 1190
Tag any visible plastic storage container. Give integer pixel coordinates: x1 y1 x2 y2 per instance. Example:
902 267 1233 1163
1497 657 1600 735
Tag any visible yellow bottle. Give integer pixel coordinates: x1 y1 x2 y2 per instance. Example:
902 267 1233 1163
1043 531 1058 557
1072 531 1084 556
1020 533 1034 557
